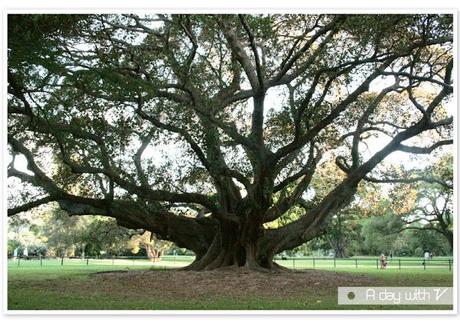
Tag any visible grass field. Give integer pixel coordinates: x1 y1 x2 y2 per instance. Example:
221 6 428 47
7 256 454 311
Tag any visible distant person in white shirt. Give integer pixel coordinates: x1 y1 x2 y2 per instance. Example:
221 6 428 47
380 254 387 269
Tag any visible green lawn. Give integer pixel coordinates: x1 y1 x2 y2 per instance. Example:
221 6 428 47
7 257 453 311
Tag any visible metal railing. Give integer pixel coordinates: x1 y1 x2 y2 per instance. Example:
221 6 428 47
8 255 192 268
272 257 453 271
8 255 453 271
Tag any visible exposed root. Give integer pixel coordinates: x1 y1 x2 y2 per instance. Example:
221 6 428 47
270 261 291 272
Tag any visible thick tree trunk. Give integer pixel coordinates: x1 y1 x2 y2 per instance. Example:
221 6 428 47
334 245 347 259
326 237 348 258
143 243 163 263
183 219 277 271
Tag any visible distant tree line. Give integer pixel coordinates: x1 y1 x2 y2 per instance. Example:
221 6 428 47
7 206 183 259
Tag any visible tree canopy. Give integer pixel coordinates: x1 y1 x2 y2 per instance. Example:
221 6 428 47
7 14 453 270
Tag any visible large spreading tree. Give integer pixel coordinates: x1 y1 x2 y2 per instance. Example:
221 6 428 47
7 14 453 270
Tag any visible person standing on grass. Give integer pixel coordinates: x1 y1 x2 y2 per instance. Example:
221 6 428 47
380 254 387 269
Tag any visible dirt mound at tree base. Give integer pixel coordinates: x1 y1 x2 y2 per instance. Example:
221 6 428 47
92 268 374 300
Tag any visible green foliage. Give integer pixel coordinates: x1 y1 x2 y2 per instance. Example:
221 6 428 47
411 230 451 256
79 218 132 257
8 14 90 75
360 213 403 255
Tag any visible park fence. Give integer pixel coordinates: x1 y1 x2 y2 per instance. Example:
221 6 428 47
8 255 453 271
8 254 191 268
272 257 453 271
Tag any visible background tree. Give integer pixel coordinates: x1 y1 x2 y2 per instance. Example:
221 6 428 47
322 210 361 258
42 208 86 257
7 208 48 257
8 205 134 258
360 213 405 256
79 216 132 257
128 231 173 262
387 154 453 250
7 14 453 270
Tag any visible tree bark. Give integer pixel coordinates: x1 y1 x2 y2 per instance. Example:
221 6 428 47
444 231 453 252
182 217 280 271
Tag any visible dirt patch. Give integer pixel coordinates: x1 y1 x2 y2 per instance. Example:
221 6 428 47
82 267 375 300
20 268 376 303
